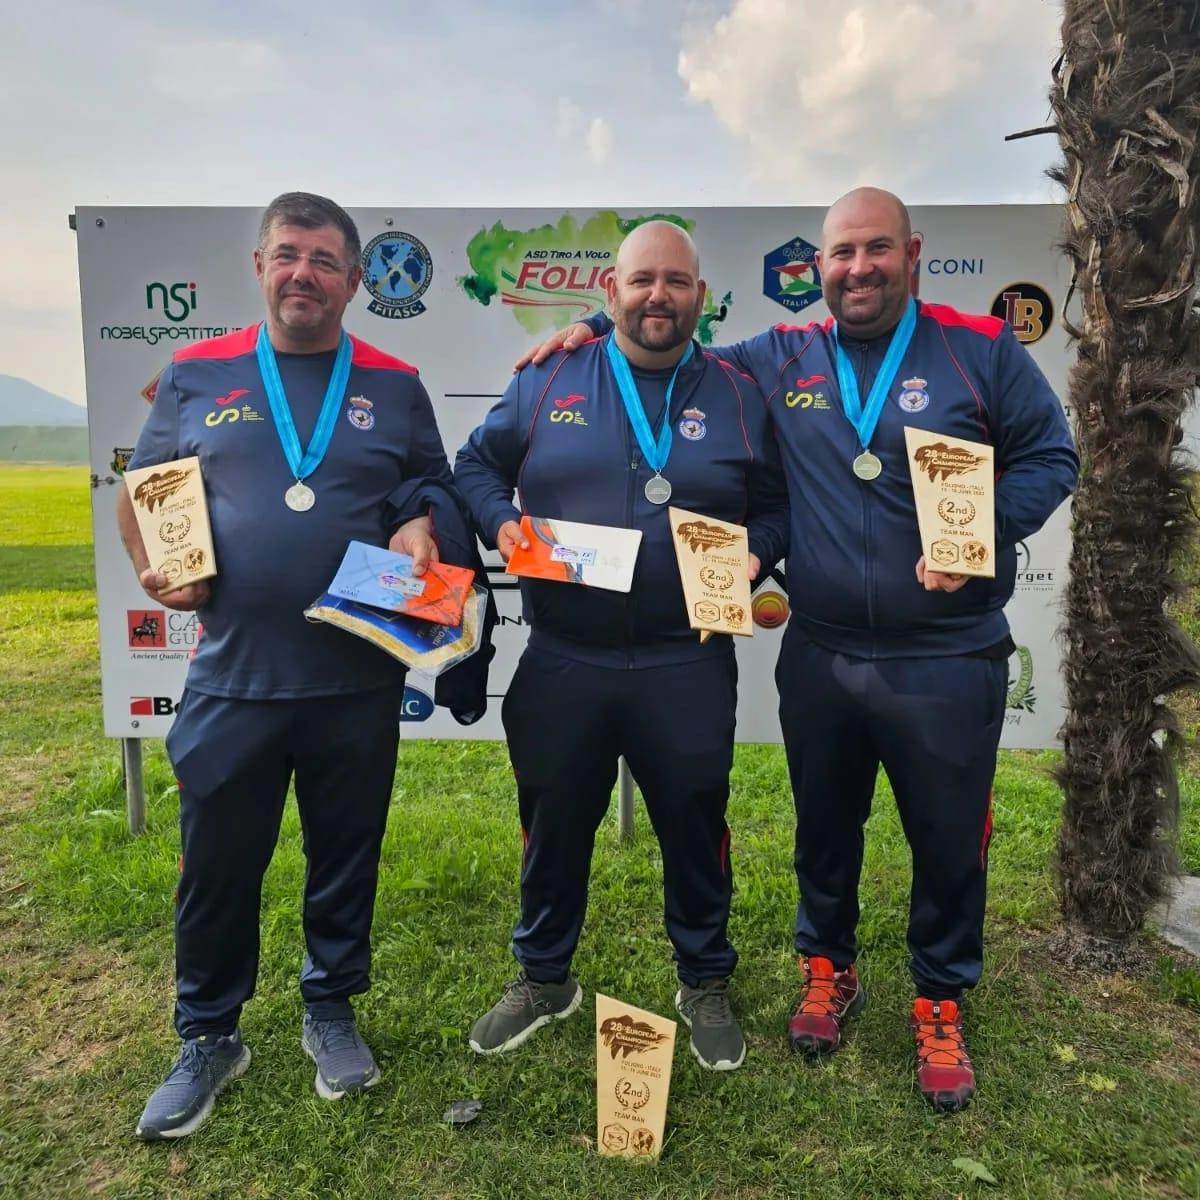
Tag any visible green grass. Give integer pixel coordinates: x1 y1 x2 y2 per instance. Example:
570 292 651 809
2 464 1199 1199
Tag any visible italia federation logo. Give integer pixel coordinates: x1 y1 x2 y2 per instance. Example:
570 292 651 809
362 232 433 319
763 236 822 314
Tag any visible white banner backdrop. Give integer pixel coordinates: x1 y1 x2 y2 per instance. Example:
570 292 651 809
76 205 1072 747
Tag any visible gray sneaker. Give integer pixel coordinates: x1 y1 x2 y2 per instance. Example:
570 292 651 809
676 978 746 1071
468 973 583 1054
135 1031 251 1141
301 1015 381 1100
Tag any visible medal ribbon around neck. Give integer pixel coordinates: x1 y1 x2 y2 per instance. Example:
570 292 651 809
833 297 917 453
255 323 352 484
605 333 695 478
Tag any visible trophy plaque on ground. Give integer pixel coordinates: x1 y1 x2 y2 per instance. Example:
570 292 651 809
595 993 676 1160
903 428 996 578
668 506 753 641
123 456 217 594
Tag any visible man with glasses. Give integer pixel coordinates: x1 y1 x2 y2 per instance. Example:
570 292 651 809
118 192 458 1139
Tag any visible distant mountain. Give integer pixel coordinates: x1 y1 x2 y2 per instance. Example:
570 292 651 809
0 375 88 426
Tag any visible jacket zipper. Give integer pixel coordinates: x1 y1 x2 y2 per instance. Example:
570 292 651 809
857 342 876 632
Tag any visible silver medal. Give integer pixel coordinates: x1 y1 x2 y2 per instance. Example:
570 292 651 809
852 452 882 481
644 474 673 505
285 481 316 511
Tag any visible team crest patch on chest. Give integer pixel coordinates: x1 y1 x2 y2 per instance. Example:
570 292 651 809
679 408 707 441
896 378 930 414
347 395 375 430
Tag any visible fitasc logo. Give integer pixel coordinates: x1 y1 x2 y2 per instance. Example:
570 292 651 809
362 232 433 320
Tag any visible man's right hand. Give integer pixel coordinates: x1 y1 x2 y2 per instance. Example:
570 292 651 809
139 568 210 611
496 520 530 560
514 322 593 370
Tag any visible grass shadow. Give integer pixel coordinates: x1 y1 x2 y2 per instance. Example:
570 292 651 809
0 545 95 593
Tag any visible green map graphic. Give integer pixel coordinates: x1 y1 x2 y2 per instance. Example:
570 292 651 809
458 211 732 344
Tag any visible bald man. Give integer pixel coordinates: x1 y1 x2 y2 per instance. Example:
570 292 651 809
454 221 789 1071
523 190 1078 1111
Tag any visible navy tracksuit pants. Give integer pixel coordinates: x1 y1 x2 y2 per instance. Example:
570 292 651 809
776 630 1007 999
165 686 404 1039
502 645 738 987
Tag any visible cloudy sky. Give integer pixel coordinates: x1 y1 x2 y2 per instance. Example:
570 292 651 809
2 0 1063 404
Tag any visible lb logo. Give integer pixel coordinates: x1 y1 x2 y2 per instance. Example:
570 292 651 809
991 283 1053 345
751 590 790 629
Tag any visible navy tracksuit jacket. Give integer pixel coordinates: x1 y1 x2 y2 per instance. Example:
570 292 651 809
455 334 789 984
586 304 1078 995
131 325 480 1037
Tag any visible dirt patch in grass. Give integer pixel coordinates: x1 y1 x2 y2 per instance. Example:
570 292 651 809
0 895 151 1082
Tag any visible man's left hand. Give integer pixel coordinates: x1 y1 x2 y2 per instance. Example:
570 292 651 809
749 553 761 583
915 555 969 593
389 514 439 576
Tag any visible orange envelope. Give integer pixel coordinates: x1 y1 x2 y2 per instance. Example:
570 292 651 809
398 561 476 626
504 516 642 593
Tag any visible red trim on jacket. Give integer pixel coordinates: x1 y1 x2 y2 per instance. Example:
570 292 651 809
920 303 1004 340
174 324 260 362
774 316 836 335
349 334 419 374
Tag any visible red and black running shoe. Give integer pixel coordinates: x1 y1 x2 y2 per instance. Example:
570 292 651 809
788 956 866 1056
912 997 975 1113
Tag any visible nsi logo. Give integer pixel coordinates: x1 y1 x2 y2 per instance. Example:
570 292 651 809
146 281 198 323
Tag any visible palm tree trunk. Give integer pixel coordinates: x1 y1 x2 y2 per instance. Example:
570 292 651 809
1051 0 1200 958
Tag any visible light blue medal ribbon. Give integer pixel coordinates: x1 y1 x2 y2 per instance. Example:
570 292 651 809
255 323 352 510
605 333 695 504
834 297 917 480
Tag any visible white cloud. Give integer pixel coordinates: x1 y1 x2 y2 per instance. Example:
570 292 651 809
585 117 615 165
555 100 615 167
678 0 1062 200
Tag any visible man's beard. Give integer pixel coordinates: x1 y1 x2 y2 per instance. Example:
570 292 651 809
619 306 693 353
828 274 906 333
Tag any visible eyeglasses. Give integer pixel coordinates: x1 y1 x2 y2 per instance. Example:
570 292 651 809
265 248 355 276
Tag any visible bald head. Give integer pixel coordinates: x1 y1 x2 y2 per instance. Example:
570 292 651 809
822 187 911 247
615 220 700 278
816 186 919 340
606 220 706 367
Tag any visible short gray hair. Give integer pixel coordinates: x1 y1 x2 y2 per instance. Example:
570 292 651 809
257 193 362 263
